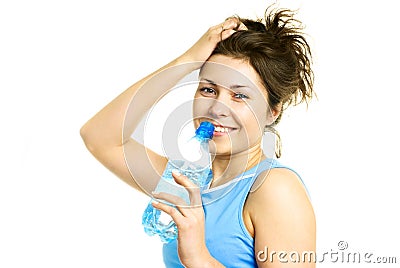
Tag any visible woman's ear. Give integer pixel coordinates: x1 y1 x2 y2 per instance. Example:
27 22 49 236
267 103 282 125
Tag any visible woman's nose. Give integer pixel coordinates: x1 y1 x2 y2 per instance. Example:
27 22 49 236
208 97 230 118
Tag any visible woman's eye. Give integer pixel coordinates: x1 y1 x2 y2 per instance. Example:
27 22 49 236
233 93 249 99
199 87 216 95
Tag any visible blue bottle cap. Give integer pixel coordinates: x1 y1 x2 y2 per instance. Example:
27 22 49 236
195 121 215 139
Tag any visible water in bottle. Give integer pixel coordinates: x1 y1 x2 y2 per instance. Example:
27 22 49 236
142 121 214 243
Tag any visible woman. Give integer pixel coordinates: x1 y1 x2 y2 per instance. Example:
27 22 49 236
81 5 316 268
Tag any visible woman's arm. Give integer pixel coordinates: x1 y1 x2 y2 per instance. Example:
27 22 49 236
80 18 244 194
246 168 316 268
80 58 193 193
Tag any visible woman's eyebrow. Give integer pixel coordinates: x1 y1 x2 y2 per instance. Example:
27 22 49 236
200 78 217 86
200 78 251 90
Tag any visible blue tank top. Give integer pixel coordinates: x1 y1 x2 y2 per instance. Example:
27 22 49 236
162 158 307 267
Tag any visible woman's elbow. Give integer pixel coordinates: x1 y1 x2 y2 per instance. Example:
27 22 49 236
80 122 99 154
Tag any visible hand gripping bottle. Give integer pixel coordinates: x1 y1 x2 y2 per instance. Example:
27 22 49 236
142 121 214 243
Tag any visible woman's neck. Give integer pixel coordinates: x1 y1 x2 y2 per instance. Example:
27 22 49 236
210 144 266 188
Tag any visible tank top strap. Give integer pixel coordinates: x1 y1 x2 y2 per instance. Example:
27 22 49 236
238 158 279 195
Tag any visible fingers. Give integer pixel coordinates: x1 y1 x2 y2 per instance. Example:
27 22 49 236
151 199 185 223
208 17 247 42
171 170 202 207
152 189 198 218
236 21 248 31
222 17 248 32
152 191 188 207
219 17 248 41
151 172 206 231
152 170 202 207
219 28 235 41
171 170 197 189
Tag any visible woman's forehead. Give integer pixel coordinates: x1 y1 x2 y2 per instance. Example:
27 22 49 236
199 56 267 98
201 55 264 86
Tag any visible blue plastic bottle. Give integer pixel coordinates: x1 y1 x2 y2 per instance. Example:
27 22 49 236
142 121 214 243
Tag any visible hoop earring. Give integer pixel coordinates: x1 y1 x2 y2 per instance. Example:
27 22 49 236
264 125 282 158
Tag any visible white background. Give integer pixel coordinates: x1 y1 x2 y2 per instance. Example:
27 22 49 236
1 0 399 267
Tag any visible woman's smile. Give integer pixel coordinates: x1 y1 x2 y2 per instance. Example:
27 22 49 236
192 54 269 156
213 124 238 136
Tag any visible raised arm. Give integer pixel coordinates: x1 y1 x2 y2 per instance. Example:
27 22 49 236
80 18 243 194
80 59 190 193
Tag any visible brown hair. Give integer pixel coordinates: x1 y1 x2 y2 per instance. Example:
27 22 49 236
212 6 315 157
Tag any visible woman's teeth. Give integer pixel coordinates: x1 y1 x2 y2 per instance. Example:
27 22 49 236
214 126 230 133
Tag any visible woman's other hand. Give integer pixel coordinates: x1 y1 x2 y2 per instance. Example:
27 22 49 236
151 171 220 267
179 17 247 68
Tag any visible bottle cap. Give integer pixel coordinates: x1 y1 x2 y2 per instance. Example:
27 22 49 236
195 121 215 139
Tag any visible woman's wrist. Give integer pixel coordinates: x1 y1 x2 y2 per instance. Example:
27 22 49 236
174 53 205 72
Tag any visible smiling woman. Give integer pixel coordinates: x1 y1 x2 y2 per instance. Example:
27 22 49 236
193 55 272 163
80 4 316 268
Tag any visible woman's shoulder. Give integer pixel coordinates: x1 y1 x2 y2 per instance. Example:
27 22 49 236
243 166 315 240
252 165 304 191
247 166 312 213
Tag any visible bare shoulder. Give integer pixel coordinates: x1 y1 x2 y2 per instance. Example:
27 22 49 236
249 167 311 204
245 167 314 227
244 167 316 266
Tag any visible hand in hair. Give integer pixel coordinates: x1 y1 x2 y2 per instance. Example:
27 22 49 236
180 17 247 68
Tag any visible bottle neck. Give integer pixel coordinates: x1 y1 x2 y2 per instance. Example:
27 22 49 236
194 135 210 143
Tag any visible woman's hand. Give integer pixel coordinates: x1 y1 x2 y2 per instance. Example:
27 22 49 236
179 17 247 68
151 171 222 267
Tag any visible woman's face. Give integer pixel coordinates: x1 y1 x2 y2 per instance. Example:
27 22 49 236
193 54 275 156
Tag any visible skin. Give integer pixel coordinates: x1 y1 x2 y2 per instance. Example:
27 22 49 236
81 17 316 268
